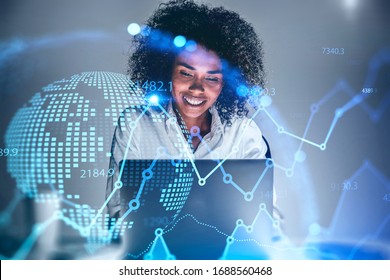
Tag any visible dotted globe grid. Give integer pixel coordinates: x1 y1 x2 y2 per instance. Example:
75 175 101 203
6 72 144 199
4 71 194 254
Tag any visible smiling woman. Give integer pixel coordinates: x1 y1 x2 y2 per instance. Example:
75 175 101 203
105 0 271 254
106 0 270 214
119 0 269 157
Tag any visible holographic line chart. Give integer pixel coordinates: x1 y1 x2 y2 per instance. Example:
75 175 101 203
1 49 389 259
346 214 390 260
327 160 390 236
1 159 389 260
140 208 344 260
258 48 390 175
131 202 281 260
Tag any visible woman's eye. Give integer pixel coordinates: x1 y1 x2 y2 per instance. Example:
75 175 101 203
179 70 193 77
206 77 219 82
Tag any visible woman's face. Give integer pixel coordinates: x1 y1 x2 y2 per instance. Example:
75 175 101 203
171 46 224 121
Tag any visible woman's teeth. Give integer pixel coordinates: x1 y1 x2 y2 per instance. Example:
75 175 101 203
184 96 205 106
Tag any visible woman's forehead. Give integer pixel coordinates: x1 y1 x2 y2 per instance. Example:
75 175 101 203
175 45 222 70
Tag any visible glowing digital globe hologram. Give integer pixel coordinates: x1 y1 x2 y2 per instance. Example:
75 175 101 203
4 71 194 256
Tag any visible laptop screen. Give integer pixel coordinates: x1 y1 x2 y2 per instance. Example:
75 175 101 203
118 159 274 259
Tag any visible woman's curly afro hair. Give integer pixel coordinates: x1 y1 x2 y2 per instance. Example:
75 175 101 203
129 0 265 125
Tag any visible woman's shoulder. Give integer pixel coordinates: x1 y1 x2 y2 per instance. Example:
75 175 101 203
223 114 262 135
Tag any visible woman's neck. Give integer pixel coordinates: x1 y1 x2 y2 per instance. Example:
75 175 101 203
182 112 212 137
183 112 211 151
173 105 212 150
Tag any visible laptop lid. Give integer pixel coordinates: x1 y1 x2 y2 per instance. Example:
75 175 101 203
118 159 273 259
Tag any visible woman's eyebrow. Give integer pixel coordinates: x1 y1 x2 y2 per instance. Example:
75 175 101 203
207 69 222 74
177 62 222 74
177 62 195 70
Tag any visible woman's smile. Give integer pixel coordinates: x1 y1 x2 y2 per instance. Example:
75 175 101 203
183 95 207 106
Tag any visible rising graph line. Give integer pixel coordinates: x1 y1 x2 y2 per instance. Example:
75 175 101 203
327 160 390 235
259 48 390 175
2 49 389 259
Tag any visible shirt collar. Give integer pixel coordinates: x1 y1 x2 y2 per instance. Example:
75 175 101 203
166 101 175 118
208 105 224 137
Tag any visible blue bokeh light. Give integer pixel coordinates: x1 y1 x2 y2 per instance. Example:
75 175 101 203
149 95 159 104
260 95 272 107
185 40 197 52
294 150 307 162
173 35 186 48
127 23 141 36
236 85 249 97
250 85 263 96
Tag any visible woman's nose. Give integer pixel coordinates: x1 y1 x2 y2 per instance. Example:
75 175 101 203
189 76 205 92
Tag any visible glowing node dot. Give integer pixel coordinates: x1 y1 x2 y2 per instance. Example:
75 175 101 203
173 35 186 47
294 150 307 162
260 95 272 107
247 226 253 233
129 121 137 129
278 126 285 133
149 95 159 104
198 178 206 186
273 220 280 228
127 23 141 36
114 181 123 189
142 169 153 179
129 199 140 210
223 174 232 184
309 223 321 236
259 203 266 210
320 143 326 151
244 192 253 201
190 126 200 136
236 219 243 226
335 108 344 118
226 236 234 244
286 168 294 177
155 228 163 236
266 158 274 168
171 159 182 166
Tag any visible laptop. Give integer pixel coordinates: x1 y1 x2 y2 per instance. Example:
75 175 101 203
118 159 273 259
